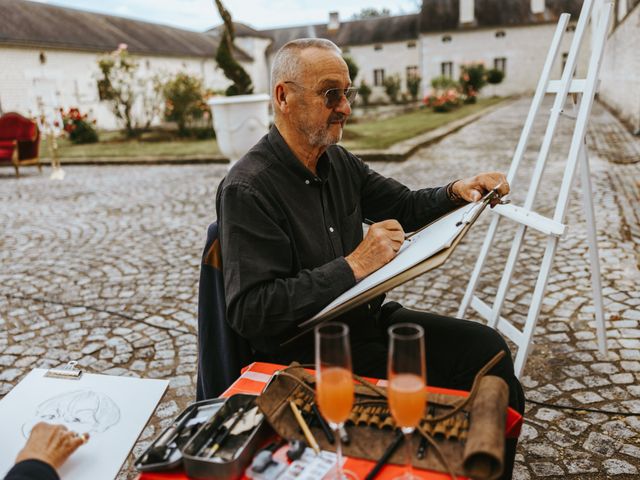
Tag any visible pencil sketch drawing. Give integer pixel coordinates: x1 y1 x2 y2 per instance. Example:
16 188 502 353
22 390 121 438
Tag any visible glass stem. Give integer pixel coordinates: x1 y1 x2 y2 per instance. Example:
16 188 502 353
402 427 414 477
332 422 344 479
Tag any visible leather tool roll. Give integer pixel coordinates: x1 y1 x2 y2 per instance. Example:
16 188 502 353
463 375 508 480
256 365 509 480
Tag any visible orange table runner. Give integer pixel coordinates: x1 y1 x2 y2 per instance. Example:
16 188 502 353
138 362 523 480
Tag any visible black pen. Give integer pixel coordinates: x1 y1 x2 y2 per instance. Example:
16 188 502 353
311 403 335 444
205 407 248 458
364 430 404 480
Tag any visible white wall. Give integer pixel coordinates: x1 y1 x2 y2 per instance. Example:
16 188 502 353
344 40 421 102
420 23 590 97
599 5 640 133
0 46 229 130
235 37 272 94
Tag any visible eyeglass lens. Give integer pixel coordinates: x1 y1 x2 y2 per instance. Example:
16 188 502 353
325 88 357 108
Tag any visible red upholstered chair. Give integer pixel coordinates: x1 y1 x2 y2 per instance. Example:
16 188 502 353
0 112 42 177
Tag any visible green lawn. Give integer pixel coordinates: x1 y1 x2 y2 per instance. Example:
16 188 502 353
41 97 504 159
342 97 505 150
41 130 219 159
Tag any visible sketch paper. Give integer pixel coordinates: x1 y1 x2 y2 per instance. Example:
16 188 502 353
0 369 168 480
304 203 482 324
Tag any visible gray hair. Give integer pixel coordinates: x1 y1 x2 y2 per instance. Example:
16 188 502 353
270 38 342 91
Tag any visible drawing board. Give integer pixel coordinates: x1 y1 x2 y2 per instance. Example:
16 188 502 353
0 369 168 480
301 202 482 327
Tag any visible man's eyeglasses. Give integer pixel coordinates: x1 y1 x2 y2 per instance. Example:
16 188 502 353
284 81 358 109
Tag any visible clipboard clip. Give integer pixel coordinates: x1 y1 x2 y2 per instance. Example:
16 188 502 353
45 360 83 380
455 184 508 227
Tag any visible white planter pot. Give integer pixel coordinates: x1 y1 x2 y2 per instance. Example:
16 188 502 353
208 93 270 165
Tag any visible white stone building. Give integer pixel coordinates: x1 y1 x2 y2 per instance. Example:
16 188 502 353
599 0 640 134
1 0 637 134
0 0 254 130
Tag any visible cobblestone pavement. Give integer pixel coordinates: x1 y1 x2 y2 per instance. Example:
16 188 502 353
1 98 638 479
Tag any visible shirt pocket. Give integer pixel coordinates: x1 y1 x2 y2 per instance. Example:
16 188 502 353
340 203 363 256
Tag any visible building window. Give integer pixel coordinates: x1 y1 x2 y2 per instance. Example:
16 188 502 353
566 25 576 32
494 57 507 73
374 44 383 51
441 35 452 43
374 69 385 86
407 41 417 48
562 52 569 72
441 62 453 78
495 30 506 38
39 52 47 64
145 60 151 69
97 80 110 101
406 66 419 79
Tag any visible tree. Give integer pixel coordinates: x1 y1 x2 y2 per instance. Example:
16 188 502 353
383 74 402 103
97 44 162 137
342 55 359 82
352 7 391 19
215 0 253 96
406 75 422 101
358 80 372 106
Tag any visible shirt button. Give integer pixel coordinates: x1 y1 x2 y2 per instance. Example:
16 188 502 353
329 227 335 233
305 179 310 185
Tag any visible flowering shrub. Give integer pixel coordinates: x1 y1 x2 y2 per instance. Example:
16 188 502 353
459 63 487 103
423 88 462 112
162 73 212 137
60 107 99 144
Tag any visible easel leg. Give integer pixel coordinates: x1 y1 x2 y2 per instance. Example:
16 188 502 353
578 140 607 355
457 215 502 318
514 236 559 377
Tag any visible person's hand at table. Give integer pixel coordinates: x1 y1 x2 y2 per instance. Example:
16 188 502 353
346 219 405 281
451 172 510 204
15 422 88 471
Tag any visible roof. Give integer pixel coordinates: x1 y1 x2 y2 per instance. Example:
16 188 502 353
0 0 252 60
207 22 272 40
260 14 420 53
420 0 584 33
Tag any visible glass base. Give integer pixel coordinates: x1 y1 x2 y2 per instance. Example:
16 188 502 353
329 469 359 480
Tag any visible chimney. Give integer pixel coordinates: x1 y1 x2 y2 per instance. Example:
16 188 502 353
328 11 340 31
459 0 475 25
531 0 545 15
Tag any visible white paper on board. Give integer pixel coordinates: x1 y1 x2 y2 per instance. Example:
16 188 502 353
0 369 168 480
304 202 482 324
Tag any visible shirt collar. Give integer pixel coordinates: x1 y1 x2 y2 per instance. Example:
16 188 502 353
268 126 331 184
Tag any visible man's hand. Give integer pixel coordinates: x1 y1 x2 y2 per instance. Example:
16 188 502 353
452 172 510 203
346 220 405 281
15 422 88 471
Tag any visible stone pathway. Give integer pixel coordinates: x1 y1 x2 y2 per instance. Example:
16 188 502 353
0 98 638 479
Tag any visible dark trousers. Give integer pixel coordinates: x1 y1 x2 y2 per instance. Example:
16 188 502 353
275 303 525 480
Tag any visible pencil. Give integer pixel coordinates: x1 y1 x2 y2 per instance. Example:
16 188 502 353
364 218 415 240
289 400 320 454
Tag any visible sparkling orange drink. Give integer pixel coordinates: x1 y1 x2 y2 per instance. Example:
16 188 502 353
317 366 355 424
388 373 427 428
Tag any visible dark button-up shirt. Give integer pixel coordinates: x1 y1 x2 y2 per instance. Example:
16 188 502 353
216 126 458 355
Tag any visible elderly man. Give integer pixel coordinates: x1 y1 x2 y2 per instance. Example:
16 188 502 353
216 38 524 477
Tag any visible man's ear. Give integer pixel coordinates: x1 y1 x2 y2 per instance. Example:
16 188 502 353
274 84 288 114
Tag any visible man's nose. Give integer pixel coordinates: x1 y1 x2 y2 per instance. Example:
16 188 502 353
335 93 352 116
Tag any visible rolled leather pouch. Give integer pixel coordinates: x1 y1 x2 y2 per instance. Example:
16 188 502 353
463 375 508 480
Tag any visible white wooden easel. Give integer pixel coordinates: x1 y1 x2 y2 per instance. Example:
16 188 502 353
457 0 614 377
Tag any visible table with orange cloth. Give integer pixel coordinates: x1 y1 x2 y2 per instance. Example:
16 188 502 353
138 362 523 480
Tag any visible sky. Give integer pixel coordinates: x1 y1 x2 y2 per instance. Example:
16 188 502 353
30 0 421 32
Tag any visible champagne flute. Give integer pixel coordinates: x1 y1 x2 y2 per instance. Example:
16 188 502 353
387 323 427 480
315 322 356 480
